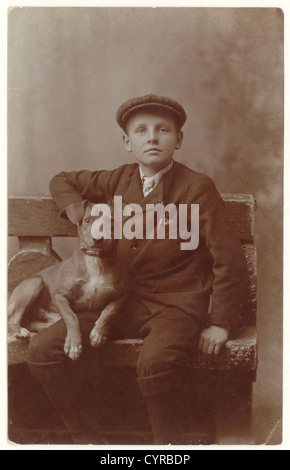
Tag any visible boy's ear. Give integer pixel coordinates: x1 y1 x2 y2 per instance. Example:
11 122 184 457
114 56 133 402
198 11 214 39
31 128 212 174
123 133 132 152
175 130 183 150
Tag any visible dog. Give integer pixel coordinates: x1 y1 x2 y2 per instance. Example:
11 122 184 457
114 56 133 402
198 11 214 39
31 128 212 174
8 200 127 360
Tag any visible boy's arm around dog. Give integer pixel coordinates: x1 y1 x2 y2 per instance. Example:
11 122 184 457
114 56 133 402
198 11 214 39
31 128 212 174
49 165 134 219
49 162 249 328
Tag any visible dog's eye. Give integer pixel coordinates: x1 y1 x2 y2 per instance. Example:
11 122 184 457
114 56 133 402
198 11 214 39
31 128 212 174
84 218 91 223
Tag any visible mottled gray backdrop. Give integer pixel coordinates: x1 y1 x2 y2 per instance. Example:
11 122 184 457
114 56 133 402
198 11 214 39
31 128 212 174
8 7 283 444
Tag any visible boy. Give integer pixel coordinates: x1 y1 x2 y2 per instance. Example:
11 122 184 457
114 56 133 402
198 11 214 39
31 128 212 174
27 94 248 445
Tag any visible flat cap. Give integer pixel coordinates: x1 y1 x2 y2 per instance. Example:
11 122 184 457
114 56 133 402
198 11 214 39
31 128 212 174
116 93 187 131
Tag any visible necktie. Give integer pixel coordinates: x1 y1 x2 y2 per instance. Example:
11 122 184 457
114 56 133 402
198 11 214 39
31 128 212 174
142 177 155 197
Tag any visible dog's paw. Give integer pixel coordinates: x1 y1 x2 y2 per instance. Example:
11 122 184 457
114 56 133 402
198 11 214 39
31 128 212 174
89 325 108 348
17 327 32 338
64 335 83 361
8 323 31 339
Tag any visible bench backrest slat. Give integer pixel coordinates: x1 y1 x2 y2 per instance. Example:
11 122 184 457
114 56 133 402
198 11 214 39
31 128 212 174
8 195 255 242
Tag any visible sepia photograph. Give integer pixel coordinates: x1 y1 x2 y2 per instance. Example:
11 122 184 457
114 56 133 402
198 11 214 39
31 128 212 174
6 5 284 448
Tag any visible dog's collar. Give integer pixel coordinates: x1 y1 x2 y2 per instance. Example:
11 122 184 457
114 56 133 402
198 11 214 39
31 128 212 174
79 246 111 258
80 246 101 256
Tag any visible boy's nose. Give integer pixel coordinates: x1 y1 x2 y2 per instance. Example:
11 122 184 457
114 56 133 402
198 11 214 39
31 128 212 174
147 130 158 143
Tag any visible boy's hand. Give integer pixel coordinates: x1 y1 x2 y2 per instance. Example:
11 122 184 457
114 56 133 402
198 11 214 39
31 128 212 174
198 325 230 367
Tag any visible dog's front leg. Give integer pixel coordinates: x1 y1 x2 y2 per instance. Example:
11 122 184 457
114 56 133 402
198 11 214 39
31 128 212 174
89 299 123 348
53 294 82 360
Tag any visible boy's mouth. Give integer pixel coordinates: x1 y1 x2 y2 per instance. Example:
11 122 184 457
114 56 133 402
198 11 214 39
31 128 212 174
145 148 162 153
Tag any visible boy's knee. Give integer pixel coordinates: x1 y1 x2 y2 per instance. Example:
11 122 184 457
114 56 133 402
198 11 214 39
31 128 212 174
137 309 202 382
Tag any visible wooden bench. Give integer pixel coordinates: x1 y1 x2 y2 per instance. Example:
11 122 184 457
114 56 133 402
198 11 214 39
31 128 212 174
8 194 257 445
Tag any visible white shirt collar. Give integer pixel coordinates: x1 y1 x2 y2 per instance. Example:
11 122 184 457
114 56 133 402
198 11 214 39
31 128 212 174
139 160 173 186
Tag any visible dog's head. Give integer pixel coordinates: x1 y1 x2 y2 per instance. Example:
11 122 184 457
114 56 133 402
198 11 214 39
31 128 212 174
66 200 116 256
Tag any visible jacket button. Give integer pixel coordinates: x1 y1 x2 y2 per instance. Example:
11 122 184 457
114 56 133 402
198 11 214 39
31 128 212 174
130 242 138 251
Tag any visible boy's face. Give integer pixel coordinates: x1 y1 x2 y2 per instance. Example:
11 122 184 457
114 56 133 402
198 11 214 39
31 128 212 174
123 110 183 176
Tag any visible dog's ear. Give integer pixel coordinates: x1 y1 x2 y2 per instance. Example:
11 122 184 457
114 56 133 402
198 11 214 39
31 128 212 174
65 200 89 225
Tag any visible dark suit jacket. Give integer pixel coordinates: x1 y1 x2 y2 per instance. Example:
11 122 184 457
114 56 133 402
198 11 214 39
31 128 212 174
49 160 248 326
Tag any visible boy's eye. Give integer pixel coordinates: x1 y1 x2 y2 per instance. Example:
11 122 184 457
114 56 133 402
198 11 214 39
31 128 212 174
159 127 169 133
136 127 146 133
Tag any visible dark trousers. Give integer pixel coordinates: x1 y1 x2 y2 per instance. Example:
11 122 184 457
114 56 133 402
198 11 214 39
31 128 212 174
27 297 203 443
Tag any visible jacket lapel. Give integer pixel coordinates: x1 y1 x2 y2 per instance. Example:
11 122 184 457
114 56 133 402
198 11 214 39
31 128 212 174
162 160 177 206
122 166 144 205
140 180 164 208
